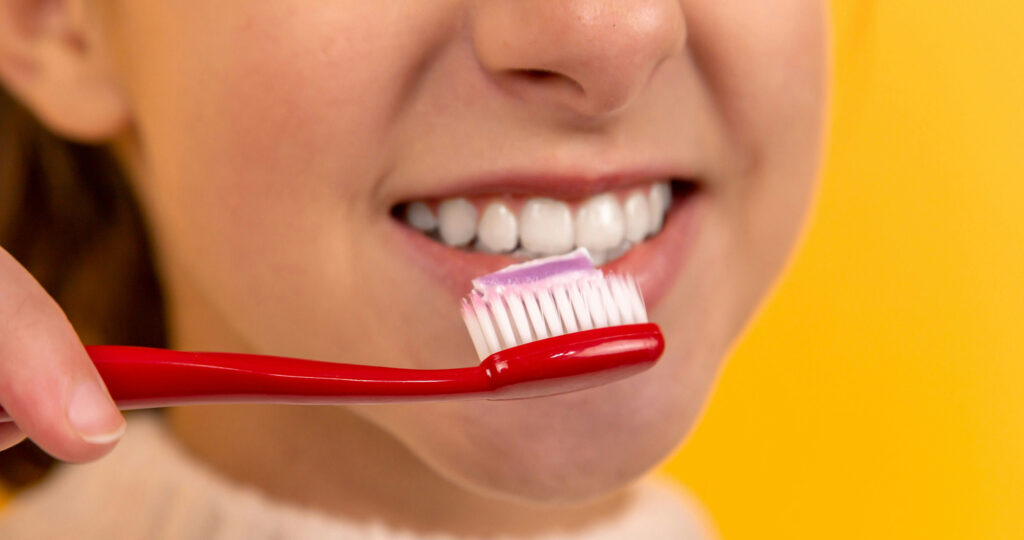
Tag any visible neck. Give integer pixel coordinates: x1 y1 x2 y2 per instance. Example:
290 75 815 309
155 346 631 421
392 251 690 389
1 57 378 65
163 275 633 537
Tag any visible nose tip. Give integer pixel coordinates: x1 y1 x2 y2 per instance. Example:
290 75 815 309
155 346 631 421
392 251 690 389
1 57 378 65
472 0 686 118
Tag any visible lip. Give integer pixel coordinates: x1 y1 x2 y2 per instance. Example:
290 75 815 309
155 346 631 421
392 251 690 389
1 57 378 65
389 178 703 314
388 168 696 202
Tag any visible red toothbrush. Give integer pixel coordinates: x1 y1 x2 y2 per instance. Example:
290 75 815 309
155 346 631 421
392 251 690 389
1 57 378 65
0 251 663 421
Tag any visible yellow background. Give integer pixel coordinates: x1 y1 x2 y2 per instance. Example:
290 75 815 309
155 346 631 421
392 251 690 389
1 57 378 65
4 2 1023 538
662 1 1024 538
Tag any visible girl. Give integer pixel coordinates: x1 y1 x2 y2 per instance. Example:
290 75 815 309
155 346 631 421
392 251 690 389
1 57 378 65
0 1 826 538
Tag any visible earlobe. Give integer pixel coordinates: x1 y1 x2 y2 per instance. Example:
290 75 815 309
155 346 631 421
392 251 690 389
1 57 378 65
0 0 129 143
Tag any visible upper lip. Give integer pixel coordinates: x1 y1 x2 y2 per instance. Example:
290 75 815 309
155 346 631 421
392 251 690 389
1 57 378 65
391 166 696 204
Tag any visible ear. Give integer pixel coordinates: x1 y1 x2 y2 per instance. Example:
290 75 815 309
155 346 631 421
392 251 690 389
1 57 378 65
0 0 129 142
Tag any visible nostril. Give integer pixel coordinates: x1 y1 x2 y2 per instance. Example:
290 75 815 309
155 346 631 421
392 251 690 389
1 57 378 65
517 69 558 81
508 68 586 97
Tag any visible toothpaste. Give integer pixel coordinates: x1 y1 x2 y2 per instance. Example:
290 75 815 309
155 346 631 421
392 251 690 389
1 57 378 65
471 248 601 293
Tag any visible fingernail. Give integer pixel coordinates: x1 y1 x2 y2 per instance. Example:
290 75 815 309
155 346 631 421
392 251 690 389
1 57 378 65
67 381 126 444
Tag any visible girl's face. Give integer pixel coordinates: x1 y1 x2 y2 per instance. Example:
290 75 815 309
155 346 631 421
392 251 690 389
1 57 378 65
97 1 825 502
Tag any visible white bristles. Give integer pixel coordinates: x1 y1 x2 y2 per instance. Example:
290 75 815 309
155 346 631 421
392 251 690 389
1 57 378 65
505 293 534 343
626 276 648 323
471 297 501 355
609 277 635 324
553 285 579 334
521 291 549 340
461 272 651 361
597 279 622 327
537 290 565 337
567 283 594 331
461 301 490 361
584 281 608 329
489 295 518 349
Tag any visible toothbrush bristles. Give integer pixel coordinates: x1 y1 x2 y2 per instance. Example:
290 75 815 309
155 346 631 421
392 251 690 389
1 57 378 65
461 273 649 362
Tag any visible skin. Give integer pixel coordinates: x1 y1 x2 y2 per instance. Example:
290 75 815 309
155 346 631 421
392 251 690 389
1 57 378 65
0 0 826 536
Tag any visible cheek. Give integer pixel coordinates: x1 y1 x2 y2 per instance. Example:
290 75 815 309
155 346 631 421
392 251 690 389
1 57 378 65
687 0 827 301
162 6 402 214
685 0 826 141
116 4 453 356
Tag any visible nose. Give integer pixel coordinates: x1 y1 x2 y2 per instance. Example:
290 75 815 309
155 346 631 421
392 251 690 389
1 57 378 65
471 0 686 118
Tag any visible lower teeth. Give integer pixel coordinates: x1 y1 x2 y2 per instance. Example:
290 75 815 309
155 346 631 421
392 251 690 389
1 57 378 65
438 234 636 264
510 240 634 265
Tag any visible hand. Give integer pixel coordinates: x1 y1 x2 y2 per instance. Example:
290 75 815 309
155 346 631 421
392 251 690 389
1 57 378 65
0 247 125 462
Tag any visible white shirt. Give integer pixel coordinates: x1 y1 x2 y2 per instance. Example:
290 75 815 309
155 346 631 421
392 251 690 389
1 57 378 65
0 414 715 539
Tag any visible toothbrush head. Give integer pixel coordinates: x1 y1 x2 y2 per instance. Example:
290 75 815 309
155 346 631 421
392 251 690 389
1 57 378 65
461 249 663 399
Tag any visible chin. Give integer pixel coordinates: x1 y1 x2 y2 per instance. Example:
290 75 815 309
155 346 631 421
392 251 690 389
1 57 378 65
366 338 712 505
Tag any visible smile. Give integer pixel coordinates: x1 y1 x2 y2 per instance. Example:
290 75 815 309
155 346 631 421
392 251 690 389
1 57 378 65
393 180 695 265
388 174 702 313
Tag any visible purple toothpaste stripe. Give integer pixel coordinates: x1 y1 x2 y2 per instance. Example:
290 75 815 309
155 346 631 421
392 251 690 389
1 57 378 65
471 249 597 291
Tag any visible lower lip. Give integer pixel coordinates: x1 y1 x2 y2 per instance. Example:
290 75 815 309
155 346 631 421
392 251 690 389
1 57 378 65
389 188 703 313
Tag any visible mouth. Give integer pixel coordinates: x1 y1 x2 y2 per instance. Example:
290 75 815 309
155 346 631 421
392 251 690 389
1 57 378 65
388 174 702 311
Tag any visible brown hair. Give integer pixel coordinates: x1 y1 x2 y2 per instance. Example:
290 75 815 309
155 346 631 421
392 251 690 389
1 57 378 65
0 88 166 490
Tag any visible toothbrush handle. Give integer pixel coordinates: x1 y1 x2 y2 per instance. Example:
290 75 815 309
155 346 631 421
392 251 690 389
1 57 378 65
0 324 664 422
84 346 497 408
0 347 495 423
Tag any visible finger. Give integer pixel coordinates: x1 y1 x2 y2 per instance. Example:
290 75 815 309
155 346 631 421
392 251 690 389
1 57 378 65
0 422 26 452
0 248 126 462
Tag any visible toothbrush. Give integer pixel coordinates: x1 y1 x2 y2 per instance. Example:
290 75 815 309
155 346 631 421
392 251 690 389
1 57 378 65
0 250 663 422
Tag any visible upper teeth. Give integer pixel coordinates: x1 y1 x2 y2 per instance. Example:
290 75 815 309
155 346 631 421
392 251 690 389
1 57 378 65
575 193 626 253
404 182 672 264
405 201 439 232
477 201 518 253
436 198 477 247
519 198 574 255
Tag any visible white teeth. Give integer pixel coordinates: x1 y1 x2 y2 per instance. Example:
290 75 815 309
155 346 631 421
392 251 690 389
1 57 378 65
438 198 477 246
405 201 438 232
590 240 634 266
407 182 675 260
647 183 671 235
623 191 650 243
605 241 632 262
476 202 518 253
575 194 625 253
519 198 574 255
654 182 672 212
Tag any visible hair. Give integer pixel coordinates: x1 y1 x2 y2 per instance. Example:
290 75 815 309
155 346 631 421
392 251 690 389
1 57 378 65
0 87 166 491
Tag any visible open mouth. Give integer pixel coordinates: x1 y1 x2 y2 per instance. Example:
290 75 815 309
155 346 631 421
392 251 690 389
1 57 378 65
391 179 698 266
388 175 703 313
